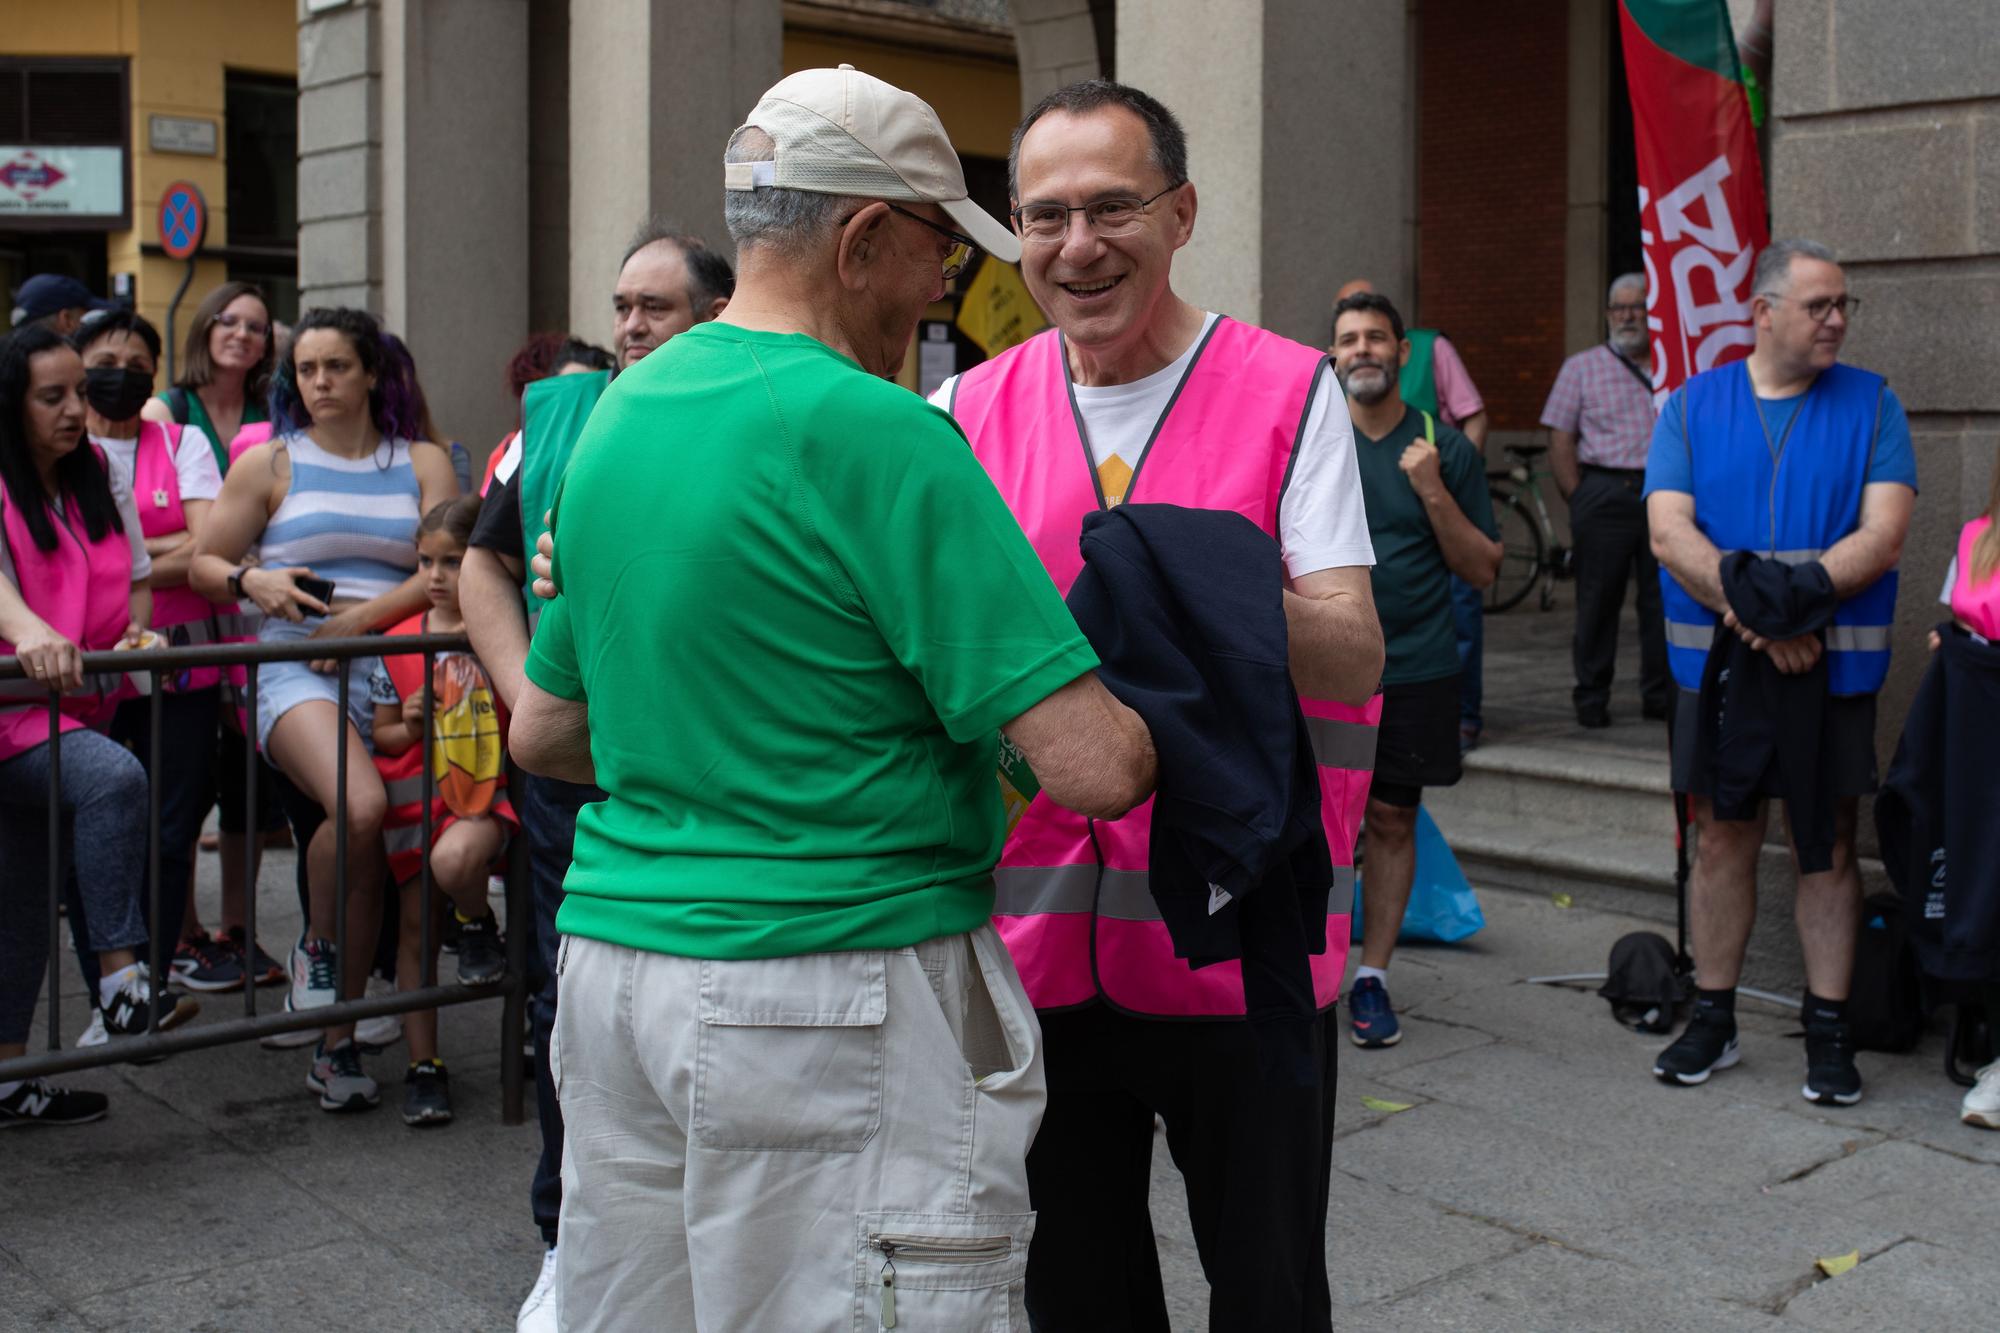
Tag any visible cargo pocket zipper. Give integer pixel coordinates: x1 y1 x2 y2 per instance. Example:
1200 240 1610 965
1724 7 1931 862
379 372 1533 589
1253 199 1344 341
868 1233 1012 1329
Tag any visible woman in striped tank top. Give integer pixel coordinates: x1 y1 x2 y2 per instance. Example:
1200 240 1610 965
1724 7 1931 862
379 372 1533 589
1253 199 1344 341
194 307 457 1112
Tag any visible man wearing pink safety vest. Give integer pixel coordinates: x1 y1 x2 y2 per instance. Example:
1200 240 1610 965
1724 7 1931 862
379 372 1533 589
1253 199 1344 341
932 80 1384 1333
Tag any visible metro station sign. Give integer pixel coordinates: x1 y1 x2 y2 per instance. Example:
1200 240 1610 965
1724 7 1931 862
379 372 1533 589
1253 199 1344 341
0 146 127 222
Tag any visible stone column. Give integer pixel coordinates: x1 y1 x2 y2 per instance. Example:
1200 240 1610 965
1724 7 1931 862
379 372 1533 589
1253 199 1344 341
298 0 528 457
1563 0 1610 354
380 0 529 453
566 0 782 347
1117 0 1411 348
1770 0 2000 759
1013 0 1104 111
298 0 382 313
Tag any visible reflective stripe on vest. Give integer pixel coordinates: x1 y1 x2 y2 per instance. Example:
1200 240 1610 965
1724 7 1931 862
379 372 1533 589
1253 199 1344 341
952 318 1374 1017
1659 360 1896 695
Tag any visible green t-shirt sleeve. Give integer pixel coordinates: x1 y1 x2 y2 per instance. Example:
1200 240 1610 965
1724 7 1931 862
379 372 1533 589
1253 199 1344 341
1441 426 1499 539
811 399 1099 744
524 592 585 702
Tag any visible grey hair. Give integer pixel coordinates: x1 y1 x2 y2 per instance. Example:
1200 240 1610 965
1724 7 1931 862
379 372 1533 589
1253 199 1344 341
1753 238 1837 297
722 126 861 255
1607 271 1646 303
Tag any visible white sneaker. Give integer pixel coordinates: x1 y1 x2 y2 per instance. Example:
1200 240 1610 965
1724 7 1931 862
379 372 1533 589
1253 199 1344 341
355 976 402 1051
517 1246 559 1332
77 1009 108 1048
1962 1060 2000 1129
288 933 339 1011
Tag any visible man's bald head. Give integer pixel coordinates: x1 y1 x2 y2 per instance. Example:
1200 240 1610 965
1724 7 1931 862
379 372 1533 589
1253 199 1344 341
1335 278 1375 302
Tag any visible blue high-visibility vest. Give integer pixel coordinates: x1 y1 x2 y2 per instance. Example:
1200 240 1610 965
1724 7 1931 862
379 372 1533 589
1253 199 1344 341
1659 360 1895 696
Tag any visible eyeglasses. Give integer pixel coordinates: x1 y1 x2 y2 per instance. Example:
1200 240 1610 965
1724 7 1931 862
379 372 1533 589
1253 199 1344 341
1758 293 1860 324
1606 303 1647 318
214 312 271 338
1009 182 1186 244
884 204 979 282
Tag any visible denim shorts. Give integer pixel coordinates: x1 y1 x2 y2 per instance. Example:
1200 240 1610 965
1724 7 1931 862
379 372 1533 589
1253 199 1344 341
253 616 379 751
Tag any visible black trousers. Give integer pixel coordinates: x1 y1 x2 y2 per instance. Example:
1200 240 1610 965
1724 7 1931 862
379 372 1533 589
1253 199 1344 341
1025 1003 1338 1333
1569 467 1669 714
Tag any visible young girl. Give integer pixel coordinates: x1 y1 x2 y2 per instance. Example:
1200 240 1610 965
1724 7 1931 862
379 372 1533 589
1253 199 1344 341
368 495 516 1126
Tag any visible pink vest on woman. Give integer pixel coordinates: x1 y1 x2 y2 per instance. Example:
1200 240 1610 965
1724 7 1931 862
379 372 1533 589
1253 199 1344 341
128 421 223 690
950 319 1379 1017
1951 517 2000 641
0 447 136 761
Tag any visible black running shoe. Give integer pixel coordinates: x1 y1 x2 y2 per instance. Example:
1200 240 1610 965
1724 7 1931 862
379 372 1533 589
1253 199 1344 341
101 965 199 1038
224 926 287 988
0 1077 108 1127
454 910 507 987
1653 1008 1739 1086
402 1060 453 1127
1802 1019 1863 1106
171 933 245 993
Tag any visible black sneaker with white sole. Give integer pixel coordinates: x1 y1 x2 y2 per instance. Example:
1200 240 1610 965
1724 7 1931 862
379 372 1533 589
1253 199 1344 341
1653 1008 1740 1086
101 965 199 1038
453 910 507 987
0 1077 108 1127
402 1060 453 1127
1802 1019 1863 1106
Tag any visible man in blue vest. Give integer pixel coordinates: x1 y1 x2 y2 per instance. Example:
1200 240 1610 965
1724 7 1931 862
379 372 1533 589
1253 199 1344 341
462 223 734 1333
1644 239 1916 1106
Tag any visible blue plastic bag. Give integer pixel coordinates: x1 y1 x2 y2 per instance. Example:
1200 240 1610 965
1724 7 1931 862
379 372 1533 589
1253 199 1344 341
1351 807 1485 943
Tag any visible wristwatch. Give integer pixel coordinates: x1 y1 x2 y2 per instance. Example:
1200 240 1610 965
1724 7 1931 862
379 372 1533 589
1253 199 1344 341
228 565 250 599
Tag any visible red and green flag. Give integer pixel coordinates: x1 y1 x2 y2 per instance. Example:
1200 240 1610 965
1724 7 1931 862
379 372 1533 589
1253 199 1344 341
1618 0 1770 404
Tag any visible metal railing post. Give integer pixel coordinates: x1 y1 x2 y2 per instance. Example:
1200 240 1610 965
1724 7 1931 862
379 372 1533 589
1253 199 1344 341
146 674 164 1032
500 774 528 1125
334 662 349 1007
44 691 61 1051
242 663 259 1019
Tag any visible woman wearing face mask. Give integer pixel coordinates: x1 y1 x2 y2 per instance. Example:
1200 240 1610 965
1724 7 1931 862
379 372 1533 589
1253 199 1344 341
192 307 457 1113
0 326 198 1126
70 311 243 1016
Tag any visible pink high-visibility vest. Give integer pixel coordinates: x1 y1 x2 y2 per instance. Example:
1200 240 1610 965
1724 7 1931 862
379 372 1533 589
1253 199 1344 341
950 319 1378 1017
0 446 136 761
126 421 224 690
1951 517 2000 641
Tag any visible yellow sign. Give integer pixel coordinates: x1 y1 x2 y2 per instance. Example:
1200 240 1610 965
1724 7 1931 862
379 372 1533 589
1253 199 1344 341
955 255 1047 357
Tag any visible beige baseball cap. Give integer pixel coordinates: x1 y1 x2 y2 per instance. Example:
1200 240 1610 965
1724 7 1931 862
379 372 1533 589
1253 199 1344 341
725 64 1021 265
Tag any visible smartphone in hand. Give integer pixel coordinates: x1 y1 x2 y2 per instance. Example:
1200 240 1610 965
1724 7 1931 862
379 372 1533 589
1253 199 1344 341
295 575 337 608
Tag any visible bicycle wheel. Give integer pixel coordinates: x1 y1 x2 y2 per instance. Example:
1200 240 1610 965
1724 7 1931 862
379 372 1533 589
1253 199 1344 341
1485 489 1544 613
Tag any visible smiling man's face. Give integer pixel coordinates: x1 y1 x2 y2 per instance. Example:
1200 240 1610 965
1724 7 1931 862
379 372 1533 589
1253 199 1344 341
1012 105 1191 360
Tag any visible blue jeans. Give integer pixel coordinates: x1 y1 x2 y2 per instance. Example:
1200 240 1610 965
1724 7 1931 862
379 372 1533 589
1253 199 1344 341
0 729 151 1044
519 769 602 1247
1451 576 1484 730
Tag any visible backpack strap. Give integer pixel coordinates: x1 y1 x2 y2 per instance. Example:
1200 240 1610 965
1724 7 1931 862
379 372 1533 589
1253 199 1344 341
165 386 191 426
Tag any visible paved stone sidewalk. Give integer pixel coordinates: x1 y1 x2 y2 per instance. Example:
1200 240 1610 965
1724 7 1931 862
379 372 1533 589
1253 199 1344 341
6 862 1995 1330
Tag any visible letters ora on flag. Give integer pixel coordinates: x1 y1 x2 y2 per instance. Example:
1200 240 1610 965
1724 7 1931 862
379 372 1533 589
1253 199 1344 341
1618 0 1770 406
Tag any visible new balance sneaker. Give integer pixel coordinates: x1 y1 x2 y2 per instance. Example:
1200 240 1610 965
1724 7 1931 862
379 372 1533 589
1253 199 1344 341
355 975 403 1052
0 1077 108 1128
1802 1019 1863 1106
1348 975 1402 1048
517 1246 560 1333
289 934 340 1011
1962 1061 2000 1129
307 1039 380 1112
225 927 287 988
454 909 507 987
101 965 199 1038
1653 1008 1740 1086
402 1060 453 1127
171 933 245 993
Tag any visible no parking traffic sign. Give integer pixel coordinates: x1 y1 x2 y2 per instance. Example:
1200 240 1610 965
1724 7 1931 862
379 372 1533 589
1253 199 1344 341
158 180 206 260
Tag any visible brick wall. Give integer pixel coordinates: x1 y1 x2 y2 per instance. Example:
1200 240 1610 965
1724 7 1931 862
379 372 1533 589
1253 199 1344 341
1416 0 1570 433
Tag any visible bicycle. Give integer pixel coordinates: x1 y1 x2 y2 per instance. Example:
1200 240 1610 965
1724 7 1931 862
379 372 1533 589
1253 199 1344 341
1485 442 1572 612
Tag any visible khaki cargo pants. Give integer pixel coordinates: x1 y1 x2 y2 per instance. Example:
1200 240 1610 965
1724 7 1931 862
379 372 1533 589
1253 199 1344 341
552 925 1044 1331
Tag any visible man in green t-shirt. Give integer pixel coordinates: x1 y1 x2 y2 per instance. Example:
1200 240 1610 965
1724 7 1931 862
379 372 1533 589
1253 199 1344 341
1331 291 1502 1052
508 66 1156 1330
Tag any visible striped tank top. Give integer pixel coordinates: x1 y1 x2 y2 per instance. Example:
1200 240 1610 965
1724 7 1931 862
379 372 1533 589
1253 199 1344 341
260 431 422 602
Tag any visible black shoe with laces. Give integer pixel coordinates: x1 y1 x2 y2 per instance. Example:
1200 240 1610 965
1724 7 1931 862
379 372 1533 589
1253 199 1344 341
0 1077 108 1127
1653 1007 1740 1086
101 965 199 1038
454 910 507 987
1802 1019 1863 1106
402 1060 453 1127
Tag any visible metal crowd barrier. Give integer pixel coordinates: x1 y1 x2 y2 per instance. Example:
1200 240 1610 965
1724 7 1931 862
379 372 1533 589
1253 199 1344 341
0 632 528 1123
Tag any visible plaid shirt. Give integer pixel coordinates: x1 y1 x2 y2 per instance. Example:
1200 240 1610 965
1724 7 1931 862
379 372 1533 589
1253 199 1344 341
1540 343 1656 470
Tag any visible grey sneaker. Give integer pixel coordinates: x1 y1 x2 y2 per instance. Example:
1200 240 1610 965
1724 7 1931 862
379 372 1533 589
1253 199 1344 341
307 1039 380 1113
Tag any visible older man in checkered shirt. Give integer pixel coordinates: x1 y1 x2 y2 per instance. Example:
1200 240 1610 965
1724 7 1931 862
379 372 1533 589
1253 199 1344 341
1543 272 1668 729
